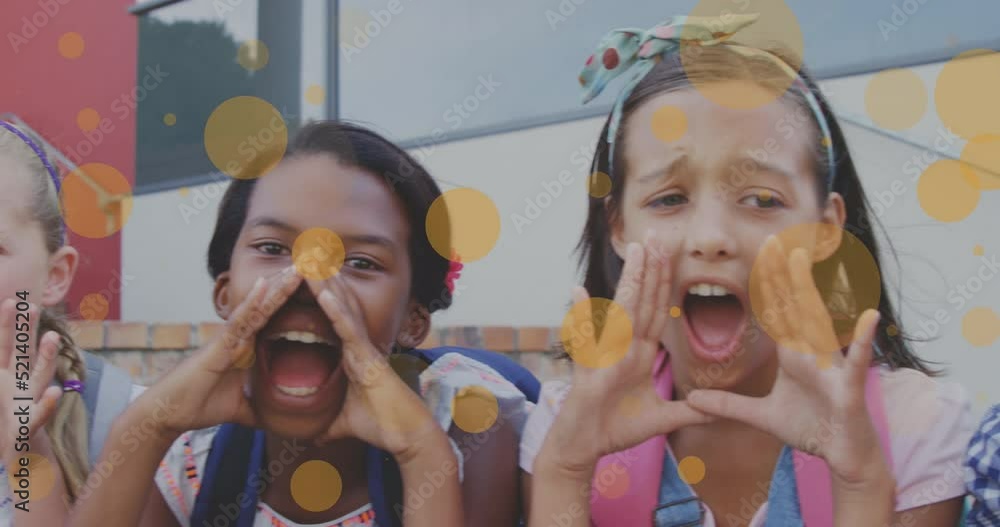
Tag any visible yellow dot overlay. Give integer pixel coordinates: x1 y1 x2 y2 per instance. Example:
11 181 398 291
58 32 85 59
595 462 631 499
935 49 1000 140
305 84 326 106
589 171 612 198
617 393 643 418
204 96 288 179
338 7 372 46
7 454 56 500
962 307 1000 347
79 293 109 321
917 160 980 222
960 134 1000 190
232 340 256 369
865 68 927 131
237 40 270 71
748 223 881 351
560 297 633 369
292 228 346 280
76 108 100 132
821 136 831 148
669 306 682 318
682 0 803 110
426 188 500 263
451 385 499 434
650 105 688 142
60 163 134 239
886 325 899 337
290 460 342 512
163 113 177 126
178 187 190 197
678 456 706 485
974 245 985 256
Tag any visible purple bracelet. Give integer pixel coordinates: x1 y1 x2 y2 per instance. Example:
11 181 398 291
63 380 84 393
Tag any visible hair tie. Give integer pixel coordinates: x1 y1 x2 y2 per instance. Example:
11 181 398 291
579 14 836 189
62 380 84 393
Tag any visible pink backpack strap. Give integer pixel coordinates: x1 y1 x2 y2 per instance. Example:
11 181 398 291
590 352 673 526
794 366 894 526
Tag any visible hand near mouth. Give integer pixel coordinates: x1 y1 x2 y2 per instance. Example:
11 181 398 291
686 235 894 498
141 266 303 436
537 234 714 478
306 276 447 462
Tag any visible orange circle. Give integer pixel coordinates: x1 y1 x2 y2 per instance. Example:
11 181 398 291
7 454 56 500
669 306 682 318
237 40 270 71
749 224 881 350
76 108 100 132
60 163 133 239
589 171 612 198
960 134 1000 190
682 0 804 110
935 49 1000 140
425 188 500 263
305 84 326 106
290 460 342 512
163 113 177 126
962 307 1000 347
451 385 499 434
559 297 633 369
79 293 109 321
292 228 345 280
595 462 631 499
974 245 985 256
917 160 981 222
678 456 706 485
886 325 899 337
204 96 288 179
178 187 190 197
650 105 688 142
58 32 85 59
865 68 927 131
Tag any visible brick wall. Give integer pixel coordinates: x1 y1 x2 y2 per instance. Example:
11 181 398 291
68 322 572 387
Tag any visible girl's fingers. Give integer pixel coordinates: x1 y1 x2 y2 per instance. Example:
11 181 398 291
649 400 714 435
758 241 791 344
846 309 880 386
635 231 660 339
787 248 842 365
220 267 302 366
567 286 598 370
645 241 673 350
686 389 770 431
30 331 62 401
0 299 15 370
33 385 63 431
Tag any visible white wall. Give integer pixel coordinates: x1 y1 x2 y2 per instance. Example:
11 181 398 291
123 62 999 414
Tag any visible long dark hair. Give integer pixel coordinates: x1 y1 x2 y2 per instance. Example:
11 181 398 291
577 45 935 374
207 120 454 313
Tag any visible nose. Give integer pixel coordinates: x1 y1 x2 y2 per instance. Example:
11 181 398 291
683 201 737 262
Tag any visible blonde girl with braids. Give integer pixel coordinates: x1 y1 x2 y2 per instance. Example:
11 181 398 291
0 121 137 525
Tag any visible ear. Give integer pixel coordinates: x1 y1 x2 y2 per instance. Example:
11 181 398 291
213 272 234 320
814 192 847 261
606 197 628 260
41 246 78 307
396 301 431 349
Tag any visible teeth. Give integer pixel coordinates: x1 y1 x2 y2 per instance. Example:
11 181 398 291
276 385 319 397
270 331 333 346
688 283 732 297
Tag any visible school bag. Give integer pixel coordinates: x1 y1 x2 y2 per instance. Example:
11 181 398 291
189 346 541 527
80 351 135 464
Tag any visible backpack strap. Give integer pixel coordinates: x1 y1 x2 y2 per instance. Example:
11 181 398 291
190 424 265 527
81 351 133 465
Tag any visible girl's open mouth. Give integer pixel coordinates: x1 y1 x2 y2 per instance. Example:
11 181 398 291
256 329 344 411
681 281 749 363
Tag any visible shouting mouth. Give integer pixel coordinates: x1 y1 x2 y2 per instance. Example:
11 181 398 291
681 280 749 363
255 323 345 411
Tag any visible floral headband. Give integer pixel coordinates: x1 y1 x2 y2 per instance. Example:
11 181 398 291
578 14 836 189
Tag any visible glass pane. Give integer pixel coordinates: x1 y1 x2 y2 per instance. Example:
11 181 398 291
135 0 330 191
338 0 999 144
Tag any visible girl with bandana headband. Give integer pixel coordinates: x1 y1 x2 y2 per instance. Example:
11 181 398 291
521 15 974 526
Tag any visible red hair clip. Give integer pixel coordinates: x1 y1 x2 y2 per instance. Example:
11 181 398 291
445 252 463 294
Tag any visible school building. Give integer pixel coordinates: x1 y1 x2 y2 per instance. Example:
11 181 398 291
2 0 998 412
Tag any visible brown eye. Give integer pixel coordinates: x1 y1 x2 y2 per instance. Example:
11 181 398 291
253 242 288 256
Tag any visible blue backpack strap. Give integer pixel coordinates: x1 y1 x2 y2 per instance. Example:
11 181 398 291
190 424 266 527
81 351 133 465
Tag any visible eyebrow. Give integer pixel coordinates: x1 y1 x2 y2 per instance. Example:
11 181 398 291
245 216 399 251
634 156 688 187
634 155 798 186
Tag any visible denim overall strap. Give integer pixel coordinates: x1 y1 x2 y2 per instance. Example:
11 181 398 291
763 446 804 527
653 450 704 527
